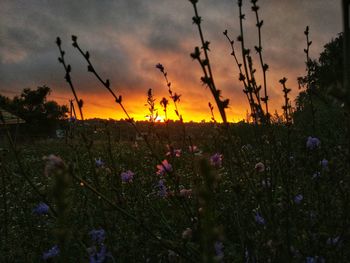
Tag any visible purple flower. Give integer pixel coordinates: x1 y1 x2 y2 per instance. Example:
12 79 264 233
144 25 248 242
294 194 303 204
306 257 316 263
157 160 172 176
42 245 60 261
255 212 266 225
157 179 167 197
306 256 325 263
89 229 105 244
306 136 321 150
320 159 328 169
214 241 224 260
210 153 223 168
95 158 104 168
33 202 49 215
88 229 112 263
155 63 164 72
89 244 108 263
121 170 134 183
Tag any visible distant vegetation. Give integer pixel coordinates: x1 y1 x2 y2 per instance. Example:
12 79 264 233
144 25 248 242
0 86 68 134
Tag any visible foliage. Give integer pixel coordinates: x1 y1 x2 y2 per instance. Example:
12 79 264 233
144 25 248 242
0 86 68 134
2 86 68 122
294 34 345 138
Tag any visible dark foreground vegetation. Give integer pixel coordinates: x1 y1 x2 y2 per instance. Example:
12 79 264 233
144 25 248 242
1 0 350 262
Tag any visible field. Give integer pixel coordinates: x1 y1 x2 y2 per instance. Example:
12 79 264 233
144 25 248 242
1 0 350 262
1 119 350 262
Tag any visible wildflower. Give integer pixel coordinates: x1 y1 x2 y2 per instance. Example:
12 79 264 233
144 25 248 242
255 212 265 225
188 145 202 156
244 248 250 262
157 179 167 197
309 211 317 221
33 202 49 215
294 194 303 204
327 236 340 245
214 241 224 260
179 188 192 198
320 159 328 169
43 154 65 176
312 172 321 179
189 145 198 153
89 229 105 244
155 63 164 72
210 153 223 168
157 160 172 176
306 136 320 150
95 158 104 168
171 93 181 103
182 228 192 240
306 256 325 263
255 162 265 173
120 170 134 183
160 97 169 109
168 250 179 263
42 245 60 261
89 245 108 263
173 149 181 157
166 146 181 157
88 228 112 263
306 257 316 263
262 178 271 188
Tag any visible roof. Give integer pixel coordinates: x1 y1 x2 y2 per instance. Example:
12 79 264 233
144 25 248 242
0 108 26 125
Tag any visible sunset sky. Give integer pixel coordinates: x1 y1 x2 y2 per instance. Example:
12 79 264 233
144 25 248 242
0 0 342 122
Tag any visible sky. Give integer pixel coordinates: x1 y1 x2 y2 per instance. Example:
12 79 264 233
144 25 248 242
0 0 342 122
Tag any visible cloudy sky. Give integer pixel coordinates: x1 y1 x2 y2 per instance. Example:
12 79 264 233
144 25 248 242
0 0 342 121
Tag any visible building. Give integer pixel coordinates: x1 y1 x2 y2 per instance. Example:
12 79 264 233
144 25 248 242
0 108 25 144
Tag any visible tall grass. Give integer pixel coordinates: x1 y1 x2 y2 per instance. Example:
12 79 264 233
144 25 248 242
1 0 349 262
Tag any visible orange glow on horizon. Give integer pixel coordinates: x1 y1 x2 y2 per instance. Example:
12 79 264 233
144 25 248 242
52 88 250 123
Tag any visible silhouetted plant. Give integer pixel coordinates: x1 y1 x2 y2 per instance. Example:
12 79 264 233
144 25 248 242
188 0 230 124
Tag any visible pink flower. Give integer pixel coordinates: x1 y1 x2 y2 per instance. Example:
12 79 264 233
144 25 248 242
179 189 192 198
255 162 265 173
157 160 172 176
166 146 182 157
189 145 198 153
174 149 181 157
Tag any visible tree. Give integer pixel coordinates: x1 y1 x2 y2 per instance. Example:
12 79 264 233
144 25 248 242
0 86 68 134
294 34 345 137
